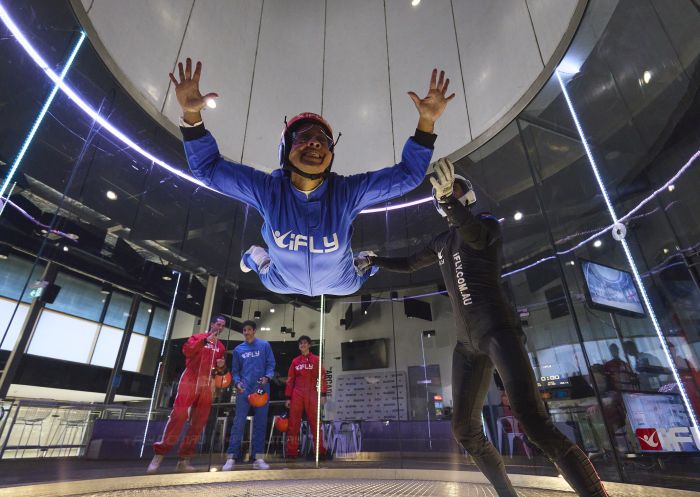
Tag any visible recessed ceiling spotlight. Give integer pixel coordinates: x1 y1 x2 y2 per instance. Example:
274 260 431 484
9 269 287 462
643 70 652 84
62 245 69 252
668 184 675 192
593 239 602 248
513 211 523 221
411 0 420 6
663 248 669 254
270 308 275 313
106 190 117 200
568 260 575 266
205 97 217 109
162 275 172 281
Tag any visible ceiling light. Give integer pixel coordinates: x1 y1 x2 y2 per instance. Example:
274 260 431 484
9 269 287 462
62 245 69 252
643 70 652 84
568 260 575 266
254 311 261 319
205 97 217 109
162 275 172 281
663 248 669 254
0 244 10 259
106 190 117 200
364 310 368 315
513 211 523 221
270 308 275 313
411 0 420 5
668 184 675 192
593 239 602 248
147 308 152 313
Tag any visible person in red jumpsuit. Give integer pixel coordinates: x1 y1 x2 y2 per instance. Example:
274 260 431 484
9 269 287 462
147 315 227 473
285 335 328 459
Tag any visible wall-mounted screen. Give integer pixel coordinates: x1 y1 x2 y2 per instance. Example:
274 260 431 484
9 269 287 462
580 259 644 316
341 338 389 371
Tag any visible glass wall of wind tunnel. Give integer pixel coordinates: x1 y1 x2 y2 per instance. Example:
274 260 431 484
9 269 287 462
516 0 700 487
0 1 192 473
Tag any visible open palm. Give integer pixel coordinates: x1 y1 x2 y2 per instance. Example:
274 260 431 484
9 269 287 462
169 58 218 114
408 69 455 123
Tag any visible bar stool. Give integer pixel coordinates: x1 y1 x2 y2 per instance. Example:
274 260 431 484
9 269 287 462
15 406 53 457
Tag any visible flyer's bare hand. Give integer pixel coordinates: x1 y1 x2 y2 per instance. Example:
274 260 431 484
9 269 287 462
408 69 455 133
169 58 218 122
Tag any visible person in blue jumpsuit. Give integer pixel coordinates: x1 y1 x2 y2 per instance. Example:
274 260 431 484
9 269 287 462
168 58 455 296
223 320 276 470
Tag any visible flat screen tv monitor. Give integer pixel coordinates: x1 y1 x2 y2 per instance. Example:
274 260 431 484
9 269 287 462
341 338 389 371
580 258 644 316
404 298 432 321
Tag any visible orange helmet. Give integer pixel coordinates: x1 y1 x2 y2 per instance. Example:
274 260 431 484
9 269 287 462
275 414 289 433
248 388 269 408
214 371 232 389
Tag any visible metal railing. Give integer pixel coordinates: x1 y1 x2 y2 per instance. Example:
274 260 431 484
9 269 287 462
0 399 169 459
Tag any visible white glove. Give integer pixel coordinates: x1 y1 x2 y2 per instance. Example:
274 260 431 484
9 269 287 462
354 250 376 275
430 157 455 202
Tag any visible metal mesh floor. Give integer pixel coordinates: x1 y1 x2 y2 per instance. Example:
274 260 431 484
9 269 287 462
72 479 571 497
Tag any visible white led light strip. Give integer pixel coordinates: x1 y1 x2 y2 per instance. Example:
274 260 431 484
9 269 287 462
0 4 207 188
556 69 700 438
0 3 432 215
141 270 182 458
0 31 85 201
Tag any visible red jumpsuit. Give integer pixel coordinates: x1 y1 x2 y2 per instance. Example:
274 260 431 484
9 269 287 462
153 333 225 457
285 352 328 457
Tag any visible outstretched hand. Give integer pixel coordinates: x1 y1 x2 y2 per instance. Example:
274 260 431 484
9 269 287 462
169 58 218 122
408 69 455 133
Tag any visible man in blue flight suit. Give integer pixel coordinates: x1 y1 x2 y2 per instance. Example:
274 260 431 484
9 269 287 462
223 320 276 470
169 58 455 296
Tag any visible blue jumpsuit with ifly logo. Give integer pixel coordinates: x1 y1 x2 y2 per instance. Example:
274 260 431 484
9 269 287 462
182 125 435 296
227 338 275 459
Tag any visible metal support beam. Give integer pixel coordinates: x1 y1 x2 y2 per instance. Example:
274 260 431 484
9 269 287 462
200 274 218 327
104 293 142 404
0 262 58 399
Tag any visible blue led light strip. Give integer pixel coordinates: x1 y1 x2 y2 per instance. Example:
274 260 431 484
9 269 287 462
0 3 429 214
0 4 207 189
0 30 85 202
556 69 700 438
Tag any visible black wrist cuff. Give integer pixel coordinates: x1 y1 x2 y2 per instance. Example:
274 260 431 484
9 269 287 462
412 129 437 149
180 124 207 141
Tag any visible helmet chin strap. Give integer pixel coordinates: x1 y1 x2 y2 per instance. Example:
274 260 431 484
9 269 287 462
283 162 331 180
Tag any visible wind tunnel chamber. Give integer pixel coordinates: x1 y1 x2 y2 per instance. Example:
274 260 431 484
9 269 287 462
0 0 700 495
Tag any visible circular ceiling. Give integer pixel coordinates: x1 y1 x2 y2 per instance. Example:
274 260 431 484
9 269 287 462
75 0 584 175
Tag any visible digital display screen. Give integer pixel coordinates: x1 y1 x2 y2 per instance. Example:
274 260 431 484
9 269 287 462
341 338 389 371
537 374 571 388
581 259 644 316
623 393 699 452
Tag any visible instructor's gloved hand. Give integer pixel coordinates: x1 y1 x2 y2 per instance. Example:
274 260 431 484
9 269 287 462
430 157 455 202
354 252 376 274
